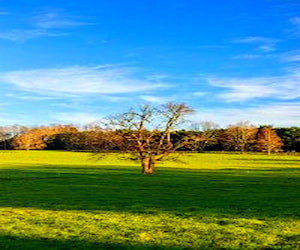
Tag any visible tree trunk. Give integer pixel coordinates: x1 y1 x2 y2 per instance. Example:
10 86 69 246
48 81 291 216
267 129 271 155
141 157 155 175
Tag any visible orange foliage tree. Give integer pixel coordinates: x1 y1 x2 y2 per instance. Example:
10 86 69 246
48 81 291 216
13 125 78 150
221 121 257 152
255 126 283 155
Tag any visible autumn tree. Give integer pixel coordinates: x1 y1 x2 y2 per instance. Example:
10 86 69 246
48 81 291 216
255 126 283 155
0 125 28 149
13 125 78 150
221 121 257 152
106 103 193 174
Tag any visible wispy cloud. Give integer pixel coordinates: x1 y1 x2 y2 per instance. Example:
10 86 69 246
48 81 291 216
191 102 300 127
0 65 170 96
206 68 300 102
257 45 275 52
289 17 300 34
139 95 171 104
284 54 300 62
5 93 57 101
32 10 91 29
0 9 90 42
232 36 279 52
193 92 207 97
233 36 273 44
0 29 59 42
281 50 300 62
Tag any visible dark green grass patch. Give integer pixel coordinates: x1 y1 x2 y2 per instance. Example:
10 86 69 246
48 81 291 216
0 151 299 249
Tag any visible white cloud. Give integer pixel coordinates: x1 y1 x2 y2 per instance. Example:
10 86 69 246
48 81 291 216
193 92 207 97
0 29 52 42
5 93 57 101
139 95 171 104
233 36 273 44
232 36 278 52
287 17 300 35
191 102 300 128
99 95 131 102
0 10 90 42
32 10 91 29
0 65 169 96
258 45 275 52
284 54 300 62
281 50 300 62
206 69 300 102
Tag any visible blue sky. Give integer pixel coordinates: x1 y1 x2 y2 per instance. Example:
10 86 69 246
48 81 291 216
0 0 299 127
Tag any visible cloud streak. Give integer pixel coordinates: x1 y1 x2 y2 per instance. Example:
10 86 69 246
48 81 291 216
139 95 171 104
289 17 300 34
0 65 169 96
0 29 58 42
281 50 300 62
191 102 300 127
206 68 300 102
31 10 91 29
0 9 90 42
232 36 279 52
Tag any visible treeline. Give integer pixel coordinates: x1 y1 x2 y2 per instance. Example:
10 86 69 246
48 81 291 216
0 122 299 153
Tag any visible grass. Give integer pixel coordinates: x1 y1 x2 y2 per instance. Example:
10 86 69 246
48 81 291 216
0 151 299 249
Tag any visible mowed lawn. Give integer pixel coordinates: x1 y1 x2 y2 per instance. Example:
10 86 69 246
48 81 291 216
0 151 299 249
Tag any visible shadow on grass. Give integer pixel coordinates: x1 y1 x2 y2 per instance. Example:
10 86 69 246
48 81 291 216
0 164 299 219
0 233 195 250
0 232 297 250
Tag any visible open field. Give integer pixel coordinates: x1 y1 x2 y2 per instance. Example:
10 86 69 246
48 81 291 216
0 151 299 249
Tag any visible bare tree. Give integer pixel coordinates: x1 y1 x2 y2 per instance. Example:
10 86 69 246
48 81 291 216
190 121 220 151
106 103 193 174
0 128 8 149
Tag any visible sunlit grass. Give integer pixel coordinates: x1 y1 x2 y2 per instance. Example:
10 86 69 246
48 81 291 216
0 207 299 250
0 150 299 249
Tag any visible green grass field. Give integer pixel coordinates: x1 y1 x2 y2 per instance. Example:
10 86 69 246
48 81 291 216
0 151 299 249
